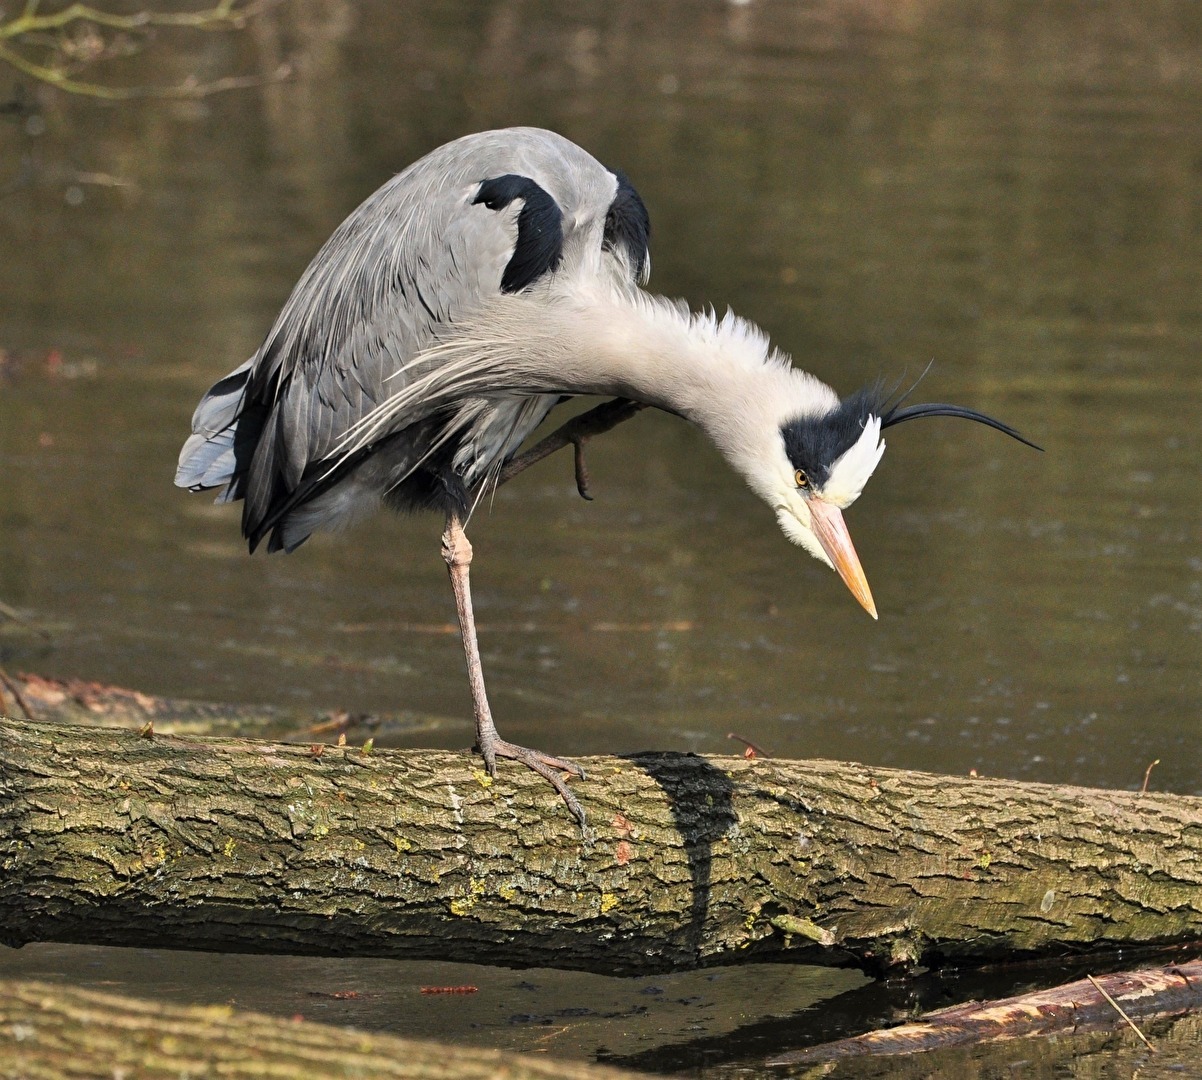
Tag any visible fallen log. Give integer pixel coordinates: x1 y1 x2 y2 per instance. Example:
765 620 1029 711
0 671 296 735
0 979 643 1080
2 716 1202 976
0 670 454 743
766 958 1202 1064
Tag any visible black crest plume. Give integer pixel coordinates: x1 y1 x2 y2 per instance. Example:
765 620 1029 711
882 401 1042 451
872 366 1042 451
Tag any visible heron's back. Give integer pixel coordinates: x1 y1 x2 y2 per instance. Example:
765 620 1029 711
176 128 650 552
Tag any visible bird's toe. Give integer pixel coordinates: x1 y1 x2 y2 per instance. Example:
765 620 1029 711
479 738 588 830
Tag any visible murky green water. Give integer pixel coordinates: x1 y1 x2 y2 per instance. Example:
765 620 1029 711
2 1 1201 1074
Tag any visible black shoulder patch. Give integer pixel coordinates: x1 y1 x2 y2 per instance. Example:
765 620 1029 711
780 385 884 489
472 174 564 293
602 170 651 282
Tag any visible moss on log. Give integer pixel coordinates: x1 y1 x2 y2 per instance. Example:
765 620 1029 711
0 979 641 1080
2 716 1202 975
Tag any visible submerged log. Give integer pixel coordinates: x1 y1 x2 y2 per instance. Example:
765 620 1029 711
766 958 1202 1064
0 979 641 1080
2 715 1202 976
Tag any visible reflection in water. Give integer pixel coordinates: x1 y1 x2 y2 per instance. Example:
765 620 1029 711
0 941 868 1067
1 2 1201 1074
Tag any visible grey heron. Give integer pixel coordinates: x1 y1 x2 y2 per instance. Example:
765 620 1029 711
176 127 1036 826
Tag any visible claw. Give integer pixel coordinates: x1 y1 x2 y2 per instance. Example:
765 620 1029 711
572 438 593 501
476 736 588 830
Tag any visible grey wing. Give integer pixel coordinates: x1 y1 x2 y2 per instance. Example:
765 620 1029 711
176 128 640 553
175 357 255 501
255 169 523 543
178 146 564 549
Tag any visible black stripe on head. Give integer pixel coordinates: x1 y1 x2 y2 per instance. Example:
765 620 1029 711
780 386 883 490
603 169 651 283
472 174 564 293
782 378 1041 490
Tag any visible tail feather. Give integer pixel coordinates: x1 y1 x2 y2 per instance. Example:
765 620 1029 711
174 358 257 495
176 430 237 491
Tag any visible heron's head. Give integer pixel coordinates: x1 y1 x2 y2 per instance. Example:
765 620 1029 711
771 387 886 618
768 383 1039 620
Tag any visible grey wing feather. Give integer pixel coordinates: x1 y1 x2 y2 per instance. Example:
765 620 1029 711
175 128 626 551
175 357 254 495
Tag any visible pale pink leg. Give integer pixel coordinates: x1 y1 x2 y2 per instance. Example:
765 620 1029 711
442 513 586 827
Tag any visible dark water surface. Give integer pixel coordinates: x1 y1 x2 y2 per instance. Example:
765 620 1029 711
2 1 1201 1075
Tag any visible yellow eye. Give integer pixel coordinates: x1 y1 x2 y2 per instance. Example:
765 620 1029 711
794 469 809 489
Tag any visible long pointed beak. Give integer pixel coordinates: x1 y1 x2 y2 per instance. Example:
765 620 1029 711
807 499 877 620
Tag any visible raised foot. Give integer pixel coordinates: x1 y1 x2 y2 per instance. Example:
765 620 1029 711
478 737 588 830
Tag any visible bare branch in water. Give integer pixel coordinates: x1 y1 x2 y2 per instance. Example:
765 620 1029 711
0 1 288 100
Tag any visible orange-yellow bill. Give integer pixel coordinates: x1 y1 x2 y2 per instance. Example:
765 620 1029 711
807 499 877 619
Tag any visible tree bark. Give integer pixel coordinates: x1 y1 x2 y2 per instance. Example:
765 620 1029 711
0 979 643 1080
3 716 1202 976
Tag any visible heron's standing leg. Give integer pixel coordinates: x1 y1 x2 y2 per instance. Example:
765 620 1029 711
441 512 587 827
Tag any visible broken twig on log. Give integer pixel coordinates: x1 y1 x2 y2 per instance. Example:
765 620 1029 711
0 670 34 721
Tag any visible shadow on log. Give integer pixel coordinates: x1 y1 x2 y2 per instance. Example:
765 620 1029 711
0 979 645 1080
4 715 1202 976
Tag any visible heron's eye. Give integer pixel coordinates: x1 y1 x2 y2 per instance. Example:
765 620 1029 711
794 469 809 489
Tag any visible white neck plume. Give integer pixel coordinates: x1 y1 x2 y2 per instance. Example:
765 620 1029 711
341 281 841 503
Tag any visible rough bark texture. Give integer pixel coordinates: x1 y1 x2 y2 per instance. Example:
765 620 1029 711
0 980 644 1080
3 716 1202 975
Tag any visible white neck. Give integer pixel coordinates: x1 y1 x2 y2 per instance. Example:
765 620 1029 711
342 280 840 509
479 281 840 501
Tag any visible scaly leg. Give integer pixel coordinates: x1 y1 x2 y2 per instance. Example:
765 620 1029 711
441 512 586 827
497 398 645 499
